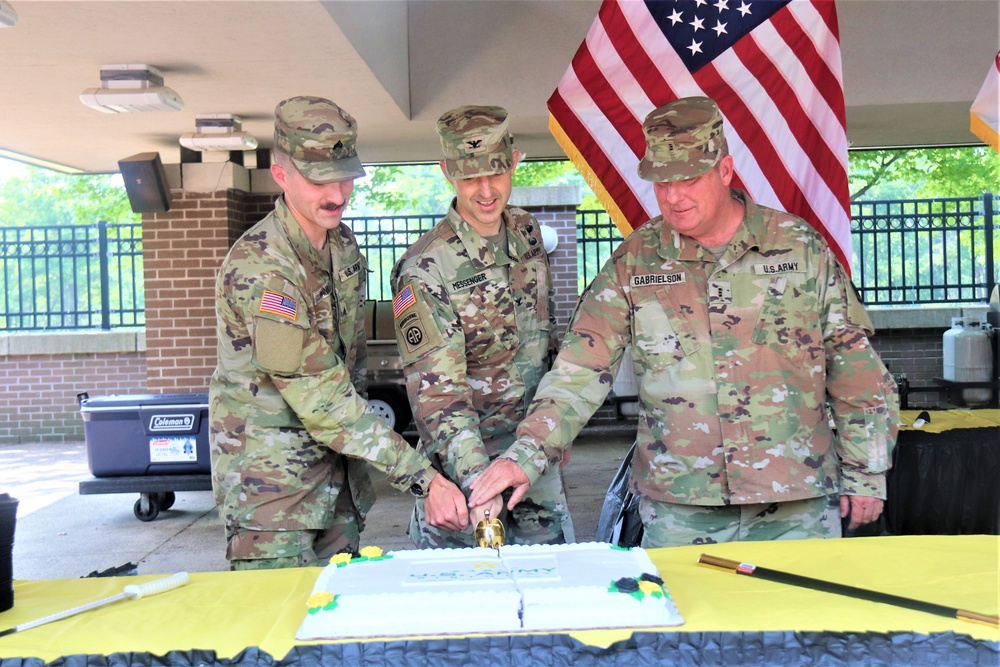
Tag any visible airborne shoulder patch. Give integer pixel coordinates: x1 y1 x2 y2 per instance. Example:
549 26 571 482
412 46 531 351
391 279 446 363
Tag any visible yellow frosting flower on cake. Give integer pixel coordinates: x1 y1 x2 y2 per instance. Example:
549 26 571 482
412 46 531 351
359 546 383 559
638 580 663 597
329 553 353 567
307 592 335 609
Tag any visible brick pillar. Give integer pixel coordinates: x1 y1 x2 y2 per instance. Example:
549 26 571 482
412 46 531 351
142 162 278 393
510 186 582 341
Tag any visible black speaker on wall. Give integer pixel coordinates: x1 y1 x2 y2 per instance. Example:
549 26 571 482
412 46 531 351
118 152 171 213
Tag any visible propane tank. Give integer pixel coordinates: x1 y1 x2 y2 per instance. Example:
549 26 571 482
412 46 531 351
943 317 994 406
942 317 964 382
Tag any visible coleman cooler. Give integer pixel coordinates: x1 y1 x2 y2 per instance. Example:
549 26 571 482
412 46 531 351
79 393 211 477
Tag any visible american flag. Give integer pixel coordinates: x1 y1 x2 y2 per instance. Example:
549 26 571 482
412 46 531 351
970 50 1000 153
259 290 297 320
393 284 416 318
549 0 853 272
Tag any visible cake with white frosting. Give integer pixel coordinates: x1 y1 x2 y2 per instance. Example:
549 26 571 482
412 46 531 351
295 542 684 640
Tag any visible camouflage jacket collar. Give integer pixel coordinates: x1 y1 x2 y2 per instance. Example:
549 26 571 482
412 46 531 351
446 202 530 270
656 189 766 263
274 195 356 276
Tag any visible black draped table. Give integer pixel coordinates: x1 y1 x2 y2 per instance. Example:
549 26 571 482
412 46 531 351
886 409 1000 535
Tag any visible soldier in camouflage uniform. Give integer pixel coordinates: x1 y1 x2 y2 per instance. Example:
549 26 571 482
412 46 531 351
390 105 574 547
210 96 468 570
470 97 899 547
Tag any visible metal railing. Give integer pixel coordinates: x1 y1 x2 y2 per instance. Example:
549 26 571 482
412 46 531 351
0 221 143 331
577 193 999 304
350 214 438 300
851 192 997 304
1 193 996 332
577 210 623 293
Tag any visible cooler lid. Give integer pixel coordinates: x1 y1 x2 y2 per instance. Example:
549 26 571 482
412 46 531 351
79 392 208 412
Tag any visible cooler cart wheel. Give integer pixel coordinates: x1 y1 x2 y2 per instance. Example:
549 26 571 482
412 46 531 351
368 388 412 434
155 492 176 510
134 494 160 522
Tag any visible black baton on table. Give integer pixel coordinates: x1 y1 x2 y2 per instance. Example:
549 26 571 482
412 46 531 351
698 554 999 628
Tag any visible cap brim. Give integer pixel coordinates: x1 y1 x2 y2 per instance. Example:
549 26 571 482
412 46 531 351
293 155 366 184
443 153 513 180
637 154 719 183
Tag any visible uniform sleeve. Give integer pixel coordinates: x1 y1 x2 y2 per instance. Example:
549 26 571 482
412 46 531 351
501 256 629 485
822 255 899 499
249 278 437 498
392 266 491 492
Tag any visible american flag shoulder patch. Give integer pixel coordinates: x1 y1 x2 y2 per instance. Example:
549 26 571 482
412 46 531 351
392 284 417 318
259 290 298 320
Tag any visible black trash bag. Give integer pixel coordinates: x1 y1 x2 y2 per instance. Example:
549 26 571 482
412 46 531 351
83 562 138 578
595 443 644 547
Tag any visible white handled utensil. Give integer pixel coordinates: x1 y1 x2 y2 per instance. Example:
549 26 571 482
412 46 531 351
0 572 190 637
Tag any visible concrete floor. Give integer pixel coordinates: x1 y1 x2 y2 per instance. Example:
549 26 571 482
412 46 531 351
1 431 634 580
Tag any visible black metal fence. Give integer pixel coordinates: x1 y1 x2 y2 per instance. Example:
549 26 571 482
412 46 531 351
577 210 623 293
1 193 997 331
0 221 143 331
851 192 997 304
351 214 439 300
577 192 1000 305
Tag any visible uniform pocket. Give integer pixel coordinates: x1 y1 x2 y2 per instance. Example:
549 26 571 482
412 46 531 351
750 276 821 368
464 281 516 356
630 289 697 373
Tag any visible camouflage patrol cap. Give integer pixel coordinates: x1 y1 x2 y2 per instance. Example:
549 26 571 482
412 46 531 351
273 96 366 183
437 105 515 179
637 96 728 183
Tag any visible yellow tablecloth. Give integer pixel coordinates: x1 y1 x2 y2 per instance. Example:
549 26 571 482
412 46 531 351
898 408 1000 433
0 535 997 663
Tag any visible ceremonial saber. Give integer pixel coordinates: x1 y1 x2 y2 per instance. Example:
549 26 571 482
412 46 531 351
698 555 999 629
0 572 190 638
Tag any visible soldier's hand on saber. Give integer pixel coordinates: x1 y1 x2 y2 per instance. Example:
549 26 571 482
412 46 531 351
468 459 529 511
470 494 503 529
423 474 469 532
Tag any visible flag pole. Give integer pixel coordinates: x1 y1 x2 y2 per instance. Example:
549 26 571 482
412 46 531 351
697 554 998 629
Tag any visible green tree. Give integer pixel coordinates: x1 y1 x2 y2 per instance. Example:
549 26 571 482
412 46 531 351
849 146 999 200
0 164 137 227
351 164 452 215
350 159 604 215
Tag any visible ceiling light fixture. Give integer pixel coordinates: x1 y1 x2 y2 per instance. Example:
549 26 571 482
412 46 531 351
179 114 258 152
80 64 184 113
0 1 18 27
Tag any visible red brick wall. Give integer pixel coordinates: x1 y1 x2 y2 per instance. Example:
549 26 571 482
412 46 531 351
142 191 229 393
870 330 949 409
141 189 277 394
0 351 146 444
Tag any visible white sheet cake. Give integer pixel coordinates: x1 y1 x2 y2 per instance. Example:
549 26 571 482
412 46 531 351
295 542 684 640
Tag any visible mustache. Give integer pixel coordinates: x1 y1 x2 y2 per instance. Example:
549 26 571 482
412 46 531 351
319 202 345 211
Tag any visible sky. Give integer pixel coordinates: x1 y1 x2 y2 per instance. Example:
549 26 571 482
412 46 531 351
0 156 29 182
